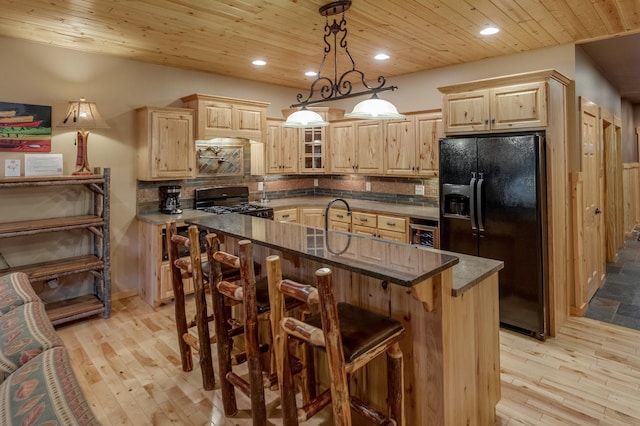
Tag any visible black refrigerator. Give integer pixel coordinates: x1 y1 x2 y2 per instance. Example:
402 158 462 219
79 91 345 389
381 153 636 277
439 132 547 340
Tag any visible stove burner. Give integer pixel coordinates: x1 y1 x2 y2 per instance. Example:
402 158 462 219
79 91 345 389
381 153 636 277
194 186 273 219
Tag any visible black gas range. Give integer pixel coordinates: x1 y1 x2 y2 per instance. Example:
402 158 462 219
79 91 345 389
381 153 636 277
194 186 273 219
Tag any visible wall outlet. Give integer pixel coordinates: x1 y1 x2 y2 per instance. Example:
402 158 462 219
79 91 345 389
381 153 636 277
415 184 425 196
314 178 318 187
258 182 264 191
365 181 371 191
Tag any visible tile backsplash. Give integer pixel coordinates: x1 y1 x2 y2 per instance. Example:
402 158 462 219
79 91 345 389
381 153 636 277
137 174 439 214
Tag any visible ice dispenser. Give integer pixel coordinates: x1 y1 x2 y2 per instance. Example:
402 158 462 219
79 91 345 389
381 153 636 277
442 184 470 216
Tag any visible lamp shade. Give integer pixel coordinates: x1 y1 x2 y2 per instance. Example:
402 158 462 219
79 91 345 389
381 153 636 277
283 109 329 128
344 98 405 119
58 98 109 129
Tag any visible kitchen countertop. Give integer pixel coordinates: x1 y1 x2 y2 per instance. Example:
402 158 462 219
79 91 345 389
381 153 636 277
183 213 503 295
264 196 439 221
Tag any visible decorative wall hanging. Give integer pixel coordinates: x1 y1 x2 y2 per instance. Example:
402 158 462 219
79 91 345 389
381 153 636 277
0 102 52 152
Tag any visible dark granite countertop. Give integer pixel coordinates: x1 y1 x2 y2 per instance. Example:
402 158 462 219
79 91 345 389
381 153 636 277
264 196 439 221
187 213 456 288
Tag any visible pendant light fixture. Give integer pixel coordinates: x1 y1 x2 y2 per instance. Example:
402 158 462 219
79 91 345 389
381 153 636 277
284 0 404 128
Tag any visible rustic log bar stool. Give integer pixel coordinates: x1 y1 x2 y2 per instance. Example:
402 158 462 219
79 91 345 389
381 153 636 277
266 255 406 426
206 235 273 424
165 221 215 390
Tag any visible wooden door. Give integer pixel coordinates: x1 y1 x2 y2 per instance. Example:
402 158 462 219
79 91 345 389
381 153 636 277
580 98 602 301
442 90 490 133
329 122 356 173
415 112 443 176
490 82 547 130
300 207 325 228
280 126 299 174
266 119 282 173
150 110 195 179
355 121 384 174
384 117 415 175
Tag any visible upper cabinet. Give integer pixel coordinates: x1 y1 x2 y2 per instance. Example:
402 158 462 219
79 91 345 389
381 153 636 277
384 111 443 177
281 107 344 174
137 106 195 181
181 94 269 142
329 120 384 174
266 118 298 174
440 80 547 134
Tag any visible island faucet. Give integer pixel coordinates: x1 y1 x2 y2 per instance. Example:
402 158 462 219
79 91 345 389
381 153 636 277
324 198 351 232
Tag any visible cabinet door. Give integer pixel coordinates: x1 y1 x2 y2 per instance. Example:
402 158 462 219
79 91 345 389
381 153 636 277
235 105 263 132
384 118 416 176
150 111 195 179
355 121 384 174
300 207 325 228
490 82 547 130
443 90 490 133
300 127 326 173
266 119 283 173
274 208 298 222
203 101 234 132
415 113 443 176
159 261 194 303
280 126 299 174
330 122 356 173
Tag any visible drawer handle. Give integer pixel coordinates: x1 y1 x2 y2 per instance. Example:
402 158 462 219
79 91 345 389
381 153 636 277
282 214 290 218
336 214 344 218
359 218 368 222
386 222 396 226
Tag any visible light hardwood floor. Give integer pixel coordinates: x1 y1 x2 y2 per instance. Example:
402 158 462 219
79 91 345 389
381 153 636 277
56 296 640 425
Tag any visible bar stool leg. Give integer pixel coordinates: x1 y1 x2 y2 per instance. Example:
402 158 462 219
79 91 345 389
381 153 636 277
387 342 404 426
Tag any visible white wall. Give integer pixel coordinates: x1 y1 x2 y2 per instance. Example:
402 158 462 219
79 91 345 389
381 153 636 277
0 36 581 300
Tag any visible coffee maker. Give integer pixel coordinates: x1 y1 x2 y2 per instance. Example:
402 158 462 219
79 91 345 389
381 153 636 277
159 185 182 214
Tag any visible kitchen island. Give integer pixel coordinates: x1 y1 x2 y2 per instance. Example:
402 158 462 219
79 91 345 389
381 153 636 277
187 214 503 425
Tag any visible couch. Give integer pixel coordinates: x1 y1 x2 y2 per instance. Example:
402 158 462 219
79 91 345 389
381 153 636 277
0 272 99 425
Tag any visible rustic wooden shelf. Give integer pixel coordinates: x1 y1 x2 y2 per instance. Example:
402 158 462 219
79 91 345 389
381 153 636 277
3 254 103 281
45 294 106 325
0 215 104 237
0 170 111 326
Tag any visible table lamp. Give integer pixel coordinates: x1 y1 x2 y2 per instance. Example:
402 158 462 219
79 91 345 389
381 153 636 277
58 98 109 175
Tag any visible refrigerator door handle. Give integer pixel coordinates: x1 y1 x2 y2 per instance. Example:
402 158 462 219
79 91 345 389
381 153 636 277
470 173 477 231
477 174 485 232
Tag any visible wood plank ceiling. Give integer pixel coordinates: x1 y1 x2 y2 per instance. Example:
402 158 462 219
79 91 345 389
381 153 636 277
0 0 638 90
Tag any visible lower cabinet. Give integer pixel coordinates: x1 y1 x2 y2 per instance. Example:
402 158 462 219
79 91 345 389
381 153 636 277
351 211 409 243
138 220 197 306
299 207 325 228
274 208 298 223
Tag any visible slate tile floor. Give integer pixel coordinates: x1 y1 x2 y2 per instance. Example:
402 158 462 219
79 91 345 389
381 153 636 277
586 228 640 330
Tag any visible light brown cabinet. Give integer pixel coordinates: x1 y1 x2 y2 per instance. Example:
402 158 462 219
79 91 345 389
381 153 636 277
137 106 195 181
299 207 325 228
281 107 344 174
266 118 299 174
351 211 408 243
329 120 384 174
384 111 443 177
181 93 268 141
327 208 351 232
441 81 547 133
274 207 298 223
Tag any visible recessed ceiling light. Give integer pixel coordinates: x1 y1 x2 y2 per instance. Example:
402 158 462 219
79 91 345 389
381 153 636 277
480 26 500 35
374 53 390 60
305 71 317 76
252 59 267 66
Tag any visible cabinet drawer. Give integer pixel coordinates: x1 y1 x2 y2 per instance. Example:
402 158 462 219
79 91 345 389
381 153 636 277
274 208 298 222
378 228 407 243
377 215 407 232
329 209 351 223
351 211 377 228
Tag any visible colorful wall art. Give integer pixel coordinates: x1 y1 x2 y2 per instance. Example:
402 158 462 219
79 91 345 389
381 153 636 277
0 102 52 152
